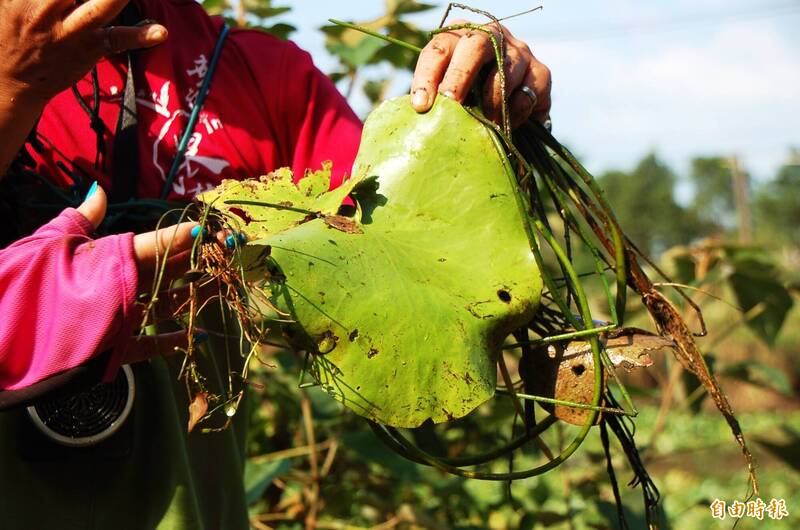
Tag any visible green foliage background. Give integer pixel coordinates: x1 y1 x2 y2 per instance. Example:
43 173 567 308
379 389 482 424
200 2 800 528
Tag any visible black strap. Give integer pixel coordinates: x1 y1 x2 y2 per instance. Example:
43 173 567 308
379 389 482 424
109 52 139 204
71 67 107 172
108 4 144 205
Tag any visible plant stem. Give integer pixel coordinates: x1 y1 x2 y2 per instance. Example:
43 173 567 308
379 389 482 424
327 19 422 53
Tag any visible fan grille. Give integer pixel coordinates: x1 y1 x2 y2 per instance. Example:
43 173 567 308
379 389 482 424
27 365 134 446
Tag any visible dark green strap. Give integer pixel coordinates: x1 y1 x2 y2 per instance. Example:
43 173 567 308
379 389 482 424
160 23 230 200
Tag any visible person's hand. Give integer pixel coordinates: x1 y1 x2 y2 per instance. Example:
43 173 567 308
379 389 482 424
77 183 206 363
77 182 197 294
0 0 167 107
410 19 551 129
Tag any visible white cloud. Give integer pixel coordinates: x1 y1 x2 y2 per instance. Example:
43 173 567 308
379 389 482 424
632 23 799 104
531 17 800 179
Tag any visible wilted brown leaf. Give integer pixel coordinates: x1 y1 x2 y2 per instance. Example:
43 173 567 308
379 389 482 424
188 392 209 433
526 328 671 426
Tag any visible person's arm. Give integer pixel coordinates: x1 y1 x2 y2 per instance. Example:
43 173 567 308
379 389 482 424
226 29 361 182
0 182 201 391
0 190 139 389
0 93 43 178
273 41 363 184
0 0 167 174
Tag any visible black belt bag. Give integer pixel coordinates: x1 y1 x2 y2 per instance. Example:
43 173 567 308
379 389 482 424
0 353 136 448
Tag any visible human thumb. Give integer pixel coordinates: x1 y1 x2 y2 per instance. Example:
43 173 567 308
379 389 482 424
76 181 108 230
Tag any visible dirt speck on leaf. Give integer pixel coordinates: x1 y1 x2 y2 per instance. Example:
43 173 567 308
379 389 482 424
323 215 363 234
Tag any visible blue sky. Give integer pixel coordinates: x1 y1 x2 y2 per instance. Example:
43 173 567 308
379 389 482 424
279 1 800 186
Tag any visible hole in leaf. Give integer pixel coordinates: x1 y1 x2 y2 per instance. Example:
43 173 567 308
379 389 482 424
317 331 338 354
571 364 586 377
497 289 512 303
228 207 252 225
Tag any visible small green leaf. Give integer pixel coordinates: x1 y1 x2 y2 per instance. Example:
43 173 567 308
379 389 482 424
662 245 696 285
327 37 387 68
464 479 504 509
720 360 793 396
724 247 794 346
753 427 800 473
262 22 296 40
244 458 291 505
391 0 438 16
363 78 391 105
201 0 228 15
243 2 290 19
341 429 421 480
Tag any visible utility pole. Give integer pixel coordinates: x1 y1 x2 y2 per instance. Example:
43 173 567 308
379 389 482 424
790 147 800 165
729 155 752 244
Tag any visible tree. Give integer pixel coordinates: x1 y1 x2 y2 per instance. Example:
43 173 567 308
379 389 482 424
754 150 800 247
598 153 704 256
688 156 736 233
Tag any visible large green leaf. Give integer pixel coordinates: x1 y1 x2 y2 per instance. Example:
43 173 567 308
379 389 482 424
205 96 542 427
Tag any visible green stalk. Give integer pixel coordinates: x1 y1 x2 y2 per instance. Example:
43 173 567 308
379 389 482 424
328 19 422 53
495 389 634 416
533 128 629 321
370 415 557 468
502 324 615 349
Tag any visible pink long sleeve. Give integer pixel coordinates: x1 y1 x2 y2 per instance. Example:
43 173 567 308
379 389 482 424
0 208 139 390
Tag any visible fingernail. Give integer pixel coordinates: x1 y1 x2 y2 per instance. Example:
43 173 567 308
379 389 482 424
412 88 428 109
85 181 98 200
193 331 209 344
146 25 167 41
190 225 208 239
226 232 247 248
